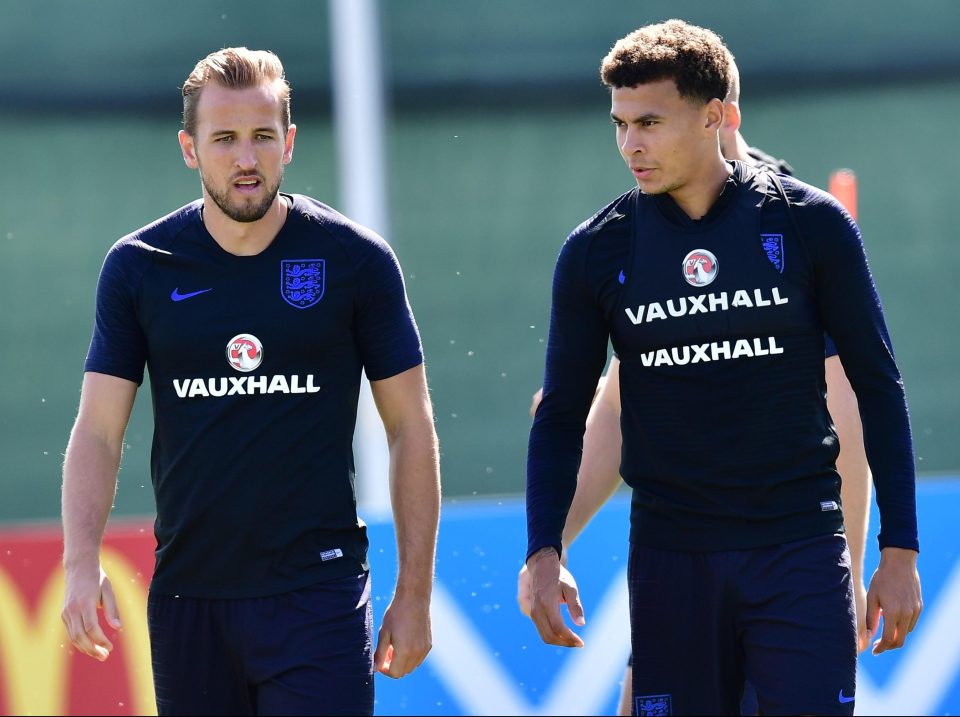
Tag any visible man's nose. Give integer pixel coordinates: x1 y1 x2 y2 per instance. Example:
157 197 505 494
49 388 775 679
235 140 257 170
620 127 643 155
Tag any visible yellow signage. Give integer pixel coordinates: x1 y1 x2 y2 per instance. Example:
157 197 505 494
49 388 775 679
0 544 156 715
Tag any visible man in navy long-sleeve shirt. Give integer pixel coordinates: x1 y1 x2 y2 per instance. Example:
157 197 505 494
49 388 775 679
525 19 922 716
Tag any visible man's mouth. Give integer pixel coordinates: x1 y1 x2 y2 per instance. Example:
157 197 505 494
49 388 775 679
233 177 262 192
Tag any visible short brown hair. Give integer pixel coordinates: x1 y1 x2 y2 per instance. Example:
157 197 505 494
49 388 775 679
181 47 291 136
724 48 741 104
600 19 730 104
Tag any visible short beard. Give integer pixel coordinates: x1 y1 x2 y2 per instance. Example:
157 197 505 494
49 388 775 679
201 170 283 223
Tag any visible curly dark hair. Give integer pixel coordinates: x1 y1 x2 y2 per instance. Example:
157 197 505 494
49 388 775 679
600 19 730 104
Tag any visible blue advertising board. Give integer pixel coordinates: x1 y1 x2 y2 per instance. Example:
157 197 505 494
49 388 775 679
367 478 960 715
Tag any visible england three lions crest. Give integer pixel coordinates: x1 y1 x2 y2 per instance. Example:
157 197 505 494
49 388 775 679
761 234 785 274
281 259 326 309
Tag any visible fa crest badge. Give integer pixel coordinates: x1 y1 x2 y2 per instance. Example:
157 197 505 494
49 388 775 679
636 693 672 716
761 234 785 273
281 259 325 309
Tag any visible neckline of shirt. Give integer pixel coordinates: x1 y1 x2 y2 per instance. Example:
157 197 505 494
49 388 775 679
195 193 296 259
651 160 745 230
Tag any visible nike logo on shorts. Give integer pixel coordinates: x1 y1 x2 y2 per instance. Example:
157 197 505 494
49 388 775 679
838 689 855 703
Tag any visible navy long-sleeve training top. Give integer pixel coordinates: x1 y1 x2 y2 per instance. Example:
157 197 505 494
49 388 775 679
527 161 917 558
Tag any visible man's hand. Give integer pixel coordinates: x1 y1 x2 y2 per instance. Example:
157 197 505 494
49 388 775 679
865 547 922 654
518 549 569 616
526 547 585 648
517 563 533 617
853 575 870 653
61 563 122 662
374 593 433 678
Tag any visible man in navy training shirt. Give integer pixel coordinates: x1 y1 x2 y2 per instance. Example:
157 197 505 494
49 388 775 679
519 49 877 717
61 47 441 716
525 20 921 717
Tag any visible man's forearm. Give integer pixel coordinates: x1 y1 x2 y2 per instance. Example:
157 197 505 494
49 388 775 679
838 447 871 583
388 426 441 597
562 397 622 550
61 426 121 569
826 357 872 581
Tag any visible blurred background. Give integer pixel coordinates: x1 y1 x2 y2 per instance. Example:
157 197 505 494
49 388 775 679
0 1 958 715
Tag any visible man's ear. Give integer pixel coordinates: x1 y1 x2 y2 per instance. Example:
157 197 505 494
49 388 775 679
723 100 743 133
178 130 199 169
704 97 725 132
283 124 297 165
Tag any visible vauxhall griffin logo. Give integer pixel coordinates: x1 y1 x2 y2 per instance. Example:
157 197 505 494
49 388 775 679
226 334 263 372
682 249 718 287
173 333 319 398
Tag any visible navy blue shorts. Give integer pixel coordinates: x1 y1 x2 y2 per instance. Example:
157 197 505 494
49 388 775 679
627 656 760 715
628 533 857 716
147 573 374 716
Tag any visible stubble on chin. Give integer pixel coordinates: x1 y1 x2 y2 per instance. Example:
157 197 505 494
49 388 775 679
200 172 283 223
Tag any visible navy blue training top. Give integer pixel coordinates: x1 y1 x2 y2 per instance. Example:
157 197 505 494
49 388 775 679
86 194 423 598
527 161 917 557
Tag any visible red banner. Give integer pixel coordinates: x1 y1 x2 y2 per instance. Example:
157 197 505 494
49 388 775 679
0 519 157 716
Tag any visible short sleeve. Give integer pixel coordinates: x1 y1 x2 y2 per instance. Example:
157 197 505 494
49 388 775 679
84 242 148 384
353 238 423 381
